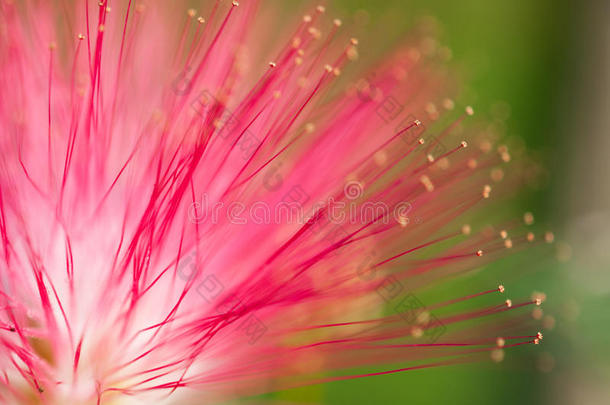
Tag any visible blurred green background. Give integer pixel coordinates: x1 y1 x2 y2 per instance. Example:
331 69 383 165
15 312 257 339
246 0 608 403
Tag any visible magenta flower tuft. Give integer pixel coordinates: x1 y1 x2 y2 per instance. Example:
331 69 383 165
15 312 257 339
0 1 550 404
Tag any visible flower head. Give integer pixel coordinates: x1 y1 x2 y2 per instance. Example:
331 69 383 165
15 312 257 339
0 1 549 403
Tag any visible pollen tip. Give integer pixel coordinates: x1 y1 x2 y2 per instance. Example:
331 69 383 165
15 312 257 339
504 239 513 249
476 250 484 257
438 157 450 170
491 348 505 363
350 37 359 45
426 154 435 163
537 331 544 340
303 14 313 23
187 8 197 17
232 0 239 7
309 27 322 39
533 307 544 320
442 98 455 110
461 224 471 235
531 291 547 305
483 184 492 199
414 119 422 127
419 175 434 192
534 338 540 345
461 140 468 148
500 230 508 239
505 299 512 308
305 123 315 133
498 284 505 293
78 33 85 40
411 327 424 338
527 232 535 242
491 168 504 182
465 105 474 116
496 337 506 347
418 138 425 145
197 16 205 24
544 231 555 243
347 46 359 60
269 61 277 68
316 5 326 13
334 18 342 27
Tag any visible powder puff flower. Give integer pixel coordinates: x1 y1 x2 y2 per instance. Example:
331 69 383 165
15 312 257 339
0 1 550 403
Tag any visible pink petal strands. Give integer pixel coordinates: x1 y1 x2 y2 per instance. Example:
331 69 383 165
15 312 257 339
0 1 551 404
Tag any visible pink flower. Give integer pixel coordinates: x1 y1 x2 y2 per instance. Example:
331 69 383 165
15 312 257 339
0 1 549 403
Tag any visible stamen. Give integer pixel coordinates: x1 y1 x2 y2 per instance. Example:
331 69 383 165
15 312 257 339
420 175 434 192
490 349 504 362
443 98 455 110
482 185 491 199
491 168 504 182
